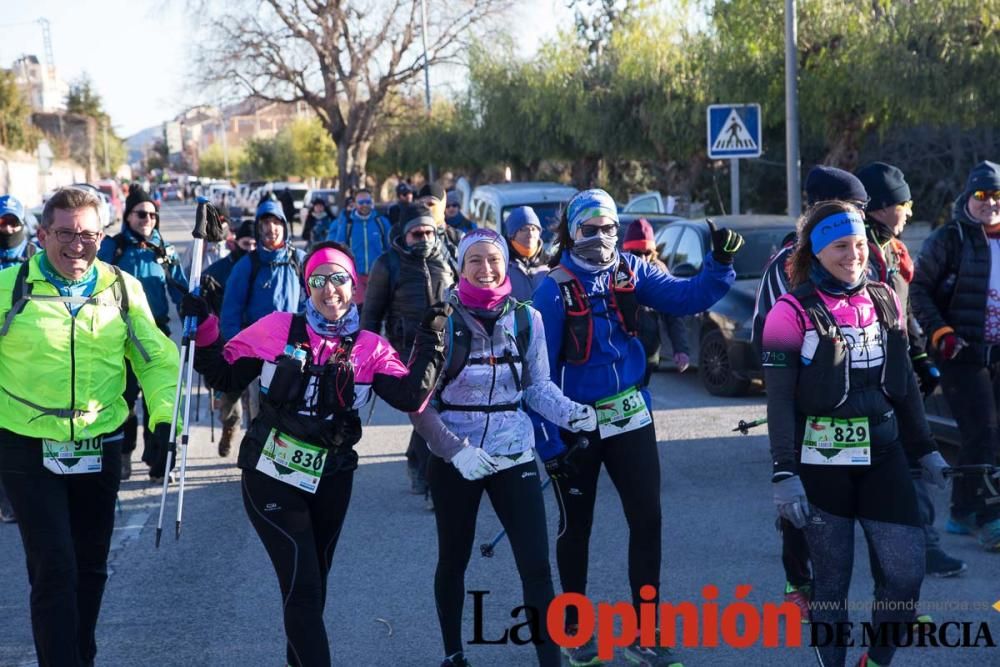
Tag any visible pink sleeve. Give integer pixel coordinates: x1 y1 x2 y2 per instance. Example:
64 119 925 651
761 295 807 352
351 331 409 383
222 312 293 364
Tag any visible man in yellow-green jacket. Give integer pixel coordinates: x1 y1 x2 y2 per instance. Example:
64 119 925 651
0 186 179 667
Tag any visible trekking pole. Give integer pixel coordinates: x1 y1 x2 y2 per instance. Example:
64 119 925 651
733 417 767 435
366 395 378 426
209 391 216 443
480 436 590 558
155 201 224 547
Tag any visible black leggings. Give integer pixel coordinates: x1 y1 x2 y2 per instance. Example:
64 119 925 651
552 422 661 628
428 455 560 666
800 443 924 667
242 466 354 667
0 428 122 667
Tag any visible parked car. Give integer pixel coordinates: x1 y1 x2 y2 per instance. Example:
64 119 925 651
467 182 576 241
654 215 797 396
160 184 184 202
268 181 310 213
70 183 114 228
96 180 123 225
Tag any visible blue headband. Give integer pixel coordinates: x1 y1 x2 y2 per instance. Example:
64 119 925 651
810 211 866 255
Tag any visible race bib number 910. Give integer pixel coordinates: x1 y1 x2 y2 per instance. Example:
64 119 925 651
42 437 103 475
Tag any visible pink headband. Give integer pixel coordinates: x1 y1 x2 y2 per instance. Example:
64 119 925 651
304 247 358 293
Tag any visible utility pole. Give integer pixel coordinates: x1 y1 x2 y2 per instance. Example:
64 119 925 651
102 118 110 176
419 0 435 182
785 0 802 216
219 111 231 181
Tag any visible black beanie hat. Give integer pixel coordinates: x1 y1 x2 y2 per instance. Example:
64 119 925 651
418 183 446 201
124 187 157 224
402 204 437 234
804 166 869 207
235 219 256 239
856 162 911 211
964 161 1000 197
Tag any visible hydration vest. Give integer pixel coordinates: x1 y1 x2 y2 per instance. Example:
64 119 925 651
243 314 362 470
435 302 533 413
791 282 909 415
548 255 640 365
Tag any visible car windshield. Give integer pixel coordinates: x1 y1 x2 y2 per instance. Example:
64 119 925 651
733 227 794 280
502 202 564 241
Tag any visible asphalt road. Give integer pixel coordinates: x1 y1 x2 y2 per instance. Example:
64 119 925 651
0 202 997 666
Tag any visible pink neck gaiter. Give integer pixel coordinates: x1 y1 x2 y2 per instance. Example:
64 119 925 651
458 276 512 311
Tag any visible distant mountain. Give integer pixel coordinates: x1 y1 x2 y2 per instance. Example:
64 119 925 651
125 125 163 165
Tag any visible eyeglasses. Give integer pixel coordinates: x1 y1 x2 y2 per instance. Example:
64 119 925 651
972 190 1000 203
579 224 618 238
407 229 436 240
445 203 459 209
134 210 159 220
51 229 101 245
356 199 373 206
898 200 913 211
0 217 22 228
307 273 352 290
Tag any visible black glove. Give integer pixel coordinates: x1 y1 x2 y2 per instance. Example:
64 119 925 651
544 448 578 481
146 423 175 480
911 355 940 397
707 219 745 264
180 292 210 325
421 302 453 333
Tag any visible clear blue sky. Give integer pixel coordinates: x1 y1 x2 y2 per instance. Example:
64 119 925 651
1 0 570 139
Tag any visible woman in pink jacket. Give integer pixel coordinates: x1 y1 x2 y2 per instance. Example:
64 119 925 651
183 241 446 667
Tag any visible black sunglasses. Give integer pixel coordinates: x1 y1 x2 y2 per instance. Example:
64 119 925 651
580 224 618 238
134 210 159 220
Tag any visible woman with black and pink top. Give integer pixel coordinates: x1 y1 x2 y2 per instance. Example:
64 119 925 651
182 241 446 667
761 201 948 667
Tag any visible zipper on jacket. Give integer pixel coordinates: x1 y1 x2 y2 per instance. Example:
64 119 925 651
69 317 77 441
479 334 499 449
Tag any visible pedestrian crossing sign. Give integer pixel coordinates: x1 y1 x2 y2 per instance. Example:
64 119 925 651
707 104 762 159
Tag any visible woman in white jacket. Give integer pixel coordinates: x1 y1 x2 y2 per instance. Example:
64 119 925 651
411 228 596 667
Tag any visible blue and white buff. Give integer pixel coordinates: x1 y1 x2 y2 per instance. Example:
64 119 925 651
305 299 360 339
809 210 866 255
566 188 619 238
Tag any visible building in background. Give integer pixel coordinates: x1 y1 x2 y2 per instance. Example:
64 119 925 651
11 55 69 113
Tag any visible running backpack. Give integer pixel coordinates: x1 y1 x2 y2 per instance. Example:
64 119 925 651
548 255 640 365
790 281 909 413
435 303 534 413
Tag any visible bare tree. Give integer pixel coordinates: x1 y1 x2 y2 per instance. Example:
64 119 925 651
198 0 509 196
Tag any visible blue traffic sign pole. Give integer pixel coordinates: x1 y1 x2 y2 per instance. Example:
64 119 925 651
731 158 740 215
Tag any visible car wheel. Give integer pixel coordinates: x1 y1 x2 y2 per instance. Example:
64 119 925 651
698 329 751 397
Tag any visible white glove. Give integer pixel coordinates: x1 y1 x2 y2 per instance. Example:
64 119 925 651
567 403 597 433
450 445 499 481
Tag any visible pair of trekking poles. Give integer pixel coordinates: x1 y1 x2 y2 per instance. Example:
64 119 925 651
155 201 225 548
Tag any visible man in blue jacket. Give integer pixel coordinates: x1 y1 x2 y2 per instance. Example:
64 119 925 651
0 195 38 271
220 200 305 419
97 187 187 479
326 188 389 309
